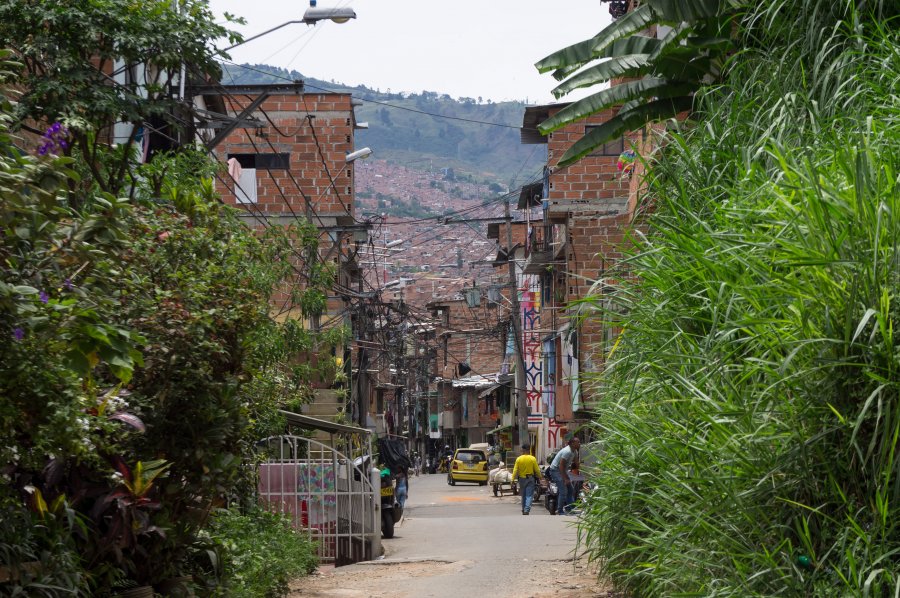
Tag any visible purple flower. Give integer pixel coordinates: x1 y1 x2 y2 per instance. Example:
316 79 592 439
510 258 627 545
37 122 70 157
63 278 73 291
13 328 24 341
39 291 49 304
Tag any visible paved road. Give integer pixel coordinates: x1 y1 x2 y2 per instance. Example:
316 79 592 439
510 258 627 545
289 472 611 598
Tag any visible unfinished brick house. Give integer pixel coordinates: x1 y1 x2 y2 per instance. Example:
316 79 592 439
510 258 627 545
501 102 645 460
426 295 508 452
210 83 370 431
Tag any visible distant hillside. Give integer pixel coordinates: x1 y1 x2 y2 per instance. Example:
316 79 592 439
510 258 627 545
220 63 547 187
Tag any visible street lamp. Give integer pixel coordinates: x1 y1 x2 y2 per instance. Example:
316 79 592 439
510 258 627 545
345 147 372 163
221 4 357 52
303 6 357 24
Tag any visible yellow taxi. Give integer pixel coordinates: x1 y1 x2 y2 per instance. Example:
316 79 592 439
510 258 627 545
447 447 489 486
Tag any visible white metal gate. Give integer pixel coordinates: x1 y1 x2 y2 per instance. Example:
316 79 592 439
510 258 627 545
258 435 378 565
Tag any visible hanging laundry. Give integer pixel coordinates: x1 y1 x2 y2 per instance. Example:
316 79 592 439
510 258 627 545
227 157 242 181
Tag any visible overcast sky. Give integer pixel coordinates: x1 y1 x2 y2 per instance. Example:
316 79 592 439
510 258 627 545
208 0 612 104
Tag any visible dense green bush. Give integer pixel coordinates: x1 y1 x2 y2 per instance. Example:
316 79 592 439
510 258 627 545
206 507 317 597
0 48 329 594
578 3 900 596
0 492 84 596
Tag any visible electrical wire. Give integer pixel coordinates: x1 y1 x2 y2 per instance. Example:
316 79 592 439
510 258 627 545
118 70 367 317
205 79 371 295
122 64 550 381
218 59 542 132
79 52 532 413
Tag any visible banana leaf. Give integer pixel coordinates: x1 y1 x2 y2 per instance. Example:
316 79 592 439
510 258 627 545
646 22 691 62
647 0 729 23
535 4 654 75
535 33 606 77
537 0 731 77
552 54 651 99
552 51 712 100
653 53 715 81
539 77 694 134
555 96 695 167
549 35 666 82
539 27 666 83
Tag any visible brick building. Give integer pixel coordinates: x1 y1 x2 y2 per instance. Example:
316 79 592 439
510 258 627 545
492 103 645 462
212 83 370 430
426 296 507 452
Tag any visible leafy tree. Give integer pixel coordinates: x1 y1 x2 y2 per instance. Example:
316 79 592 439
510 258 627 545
0 0 236 196
0 128 303 592
0 46 333 594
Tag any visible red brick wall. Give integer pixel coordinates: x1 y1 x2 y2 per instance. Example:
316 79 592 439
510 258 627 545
545 107 637 212
491 222 529 247
565 213 630 369
428 298 504 431
440 333 502 380
212 91 358 384
215 92 355 217
535 106 647 412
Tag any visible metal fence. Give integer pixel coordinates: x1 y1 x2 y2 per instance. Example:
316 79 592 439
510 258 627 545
258 435 378 565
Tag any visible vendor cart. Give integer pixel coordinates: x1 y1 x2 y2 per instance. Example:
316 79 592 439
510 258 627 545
492 479 518 497
488 464 519 497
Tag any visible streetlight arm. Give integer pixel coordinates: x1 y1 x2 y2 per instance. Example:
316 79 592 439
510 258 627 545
219 8 356 52
221 21 302 52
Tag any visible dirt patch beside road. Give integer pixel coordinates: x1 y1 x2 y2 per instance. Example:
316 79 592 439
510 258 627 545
288 556 616 598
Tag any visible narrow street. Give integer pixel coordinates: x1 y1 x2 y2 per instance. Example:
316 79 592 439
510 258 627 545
289 472 613 598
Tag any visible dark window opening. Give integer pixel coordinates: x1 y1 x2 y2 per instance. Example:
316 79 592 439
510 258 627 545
584 127 625 156
227 153 290 170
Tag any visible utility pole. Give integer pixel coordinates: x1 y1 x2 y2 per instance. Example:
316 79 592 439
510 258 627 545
436 207 530 444
356 300 369 430
504 196 529 446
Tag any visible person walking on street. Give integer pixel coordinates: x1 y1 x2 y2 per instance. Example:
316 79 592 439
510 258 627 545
547 436 581 515
511 443 541 515
394 466 408 509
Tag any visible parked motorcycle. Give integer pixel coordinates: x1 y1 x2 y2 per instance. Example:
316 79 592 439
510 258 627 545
542 465 558 514
379 469 403 539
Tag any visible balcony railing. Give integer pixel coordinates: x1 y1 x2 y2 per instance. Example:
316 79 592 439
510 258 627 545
524 229 555 274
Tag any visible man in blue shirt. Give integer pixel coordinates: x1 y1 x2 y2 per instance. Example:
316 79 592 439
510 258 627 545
547 436 580 515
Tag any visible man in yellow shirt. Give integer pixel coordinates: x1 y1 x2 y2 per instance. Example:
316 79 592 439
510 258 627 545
511 443 542 515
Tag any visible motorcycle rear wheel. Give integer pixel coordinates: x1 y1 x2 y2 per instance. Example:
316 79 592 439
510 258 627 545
382 511 395 538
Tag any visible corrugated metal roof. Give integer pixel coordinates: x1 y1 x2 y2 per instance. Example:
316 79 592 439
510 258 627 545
521 103 571 145
478 383 502 398
518 181 543 210
434 374 502 389
279 410 371 436
452 374 501 389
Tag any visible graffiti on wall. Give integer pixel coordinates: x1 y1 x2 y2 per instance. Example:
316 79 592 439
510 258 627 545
519 274 562 452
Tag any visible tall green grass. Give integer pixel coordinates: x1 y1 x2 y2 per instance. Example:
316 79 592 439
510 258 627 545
578 3 900 596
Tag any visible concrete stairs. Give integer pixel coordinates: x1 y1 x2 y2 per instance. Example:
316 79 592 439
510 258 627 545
301 389 347 447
